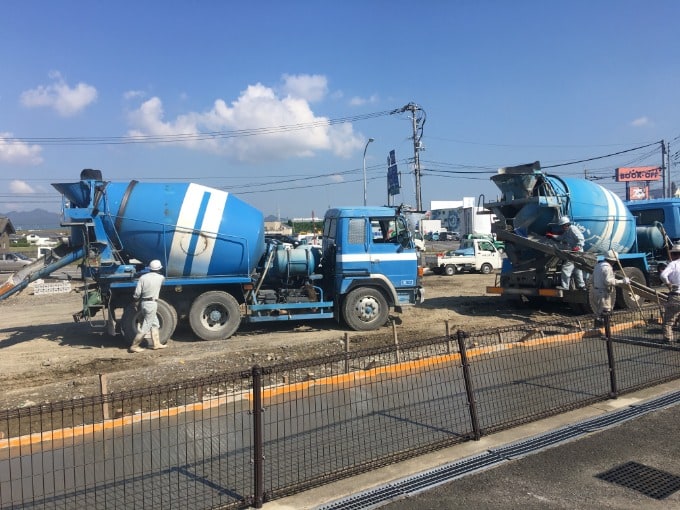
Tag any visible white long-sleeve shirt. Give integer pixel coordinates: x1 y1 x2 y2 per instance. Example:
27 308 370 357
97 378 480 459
553 224 585 250
133 271 165 300
660 259 680 291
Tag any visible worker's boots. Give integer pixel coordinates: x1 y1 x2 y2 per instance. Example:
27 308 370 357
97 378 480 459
128 333 145 353
149 327 167 350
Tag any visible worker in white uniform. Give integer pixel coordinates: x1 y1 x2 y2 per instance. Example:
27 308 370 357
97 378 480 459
660 244 680 343
546 216 586 290
592 250 630 324
129 259 167 353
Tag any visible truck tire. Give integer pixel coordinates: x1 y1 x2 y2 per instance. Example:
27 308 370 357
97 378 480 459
121 299 178 346
582 281 600 315
444 265 456 276
480 263 493 274
615 267 646 310
189 291 241 340
343 287 389 331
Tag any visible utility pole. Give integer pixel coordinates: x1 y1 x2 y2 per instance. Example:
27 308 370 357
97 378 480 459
666 140 673 197
392 102 425 211
662 140 667 198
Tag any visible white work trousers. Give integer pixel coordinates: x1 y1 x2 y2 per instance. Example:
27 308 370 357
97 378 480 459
561 261 585 289
593 287 615 317
139 301 160 334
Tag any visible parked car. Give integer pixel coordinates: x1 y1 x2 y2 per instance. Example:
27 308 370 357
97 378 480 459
463 233 505 253
265 234 299 248
412 231 425 251
439 231 460 241
0 252 32 273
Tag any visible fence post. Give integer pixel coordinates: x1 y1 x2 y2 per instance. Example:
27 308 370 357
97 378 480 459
392 321 401 363
457 330 481 440
252 365 265 508
445 320 452 353
98 374 110 420
344 333 350 373
603 313 618 398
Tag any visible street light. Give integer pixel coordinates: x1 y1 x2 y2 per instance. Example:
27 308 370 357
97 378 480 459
363 138 375 206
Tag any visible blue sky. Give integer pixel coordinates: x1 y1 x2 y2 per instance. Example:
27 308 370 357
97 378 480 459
1 0 679 218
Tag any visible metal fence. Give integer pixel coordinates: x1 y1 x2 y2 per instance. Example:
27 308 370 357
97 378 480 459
2 306 680 509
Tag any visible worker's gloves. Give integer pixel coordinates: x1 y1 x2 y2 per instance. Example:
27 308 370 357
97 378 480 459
134 301 140 311
620 277 631 285
571 246 582 252
545 232 555 238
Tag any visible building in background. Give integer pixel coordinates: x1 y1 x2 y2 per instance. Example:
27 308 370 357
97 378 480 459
429 198 496 236
0 216 16 252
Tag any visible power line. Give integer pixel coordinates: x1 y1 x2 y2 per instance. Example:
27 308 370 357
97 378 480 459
2 110 396 146
541 141 661 169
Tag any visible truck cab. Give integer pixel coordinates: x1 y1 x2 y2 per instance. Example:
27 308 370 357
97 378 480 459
322 207 423 329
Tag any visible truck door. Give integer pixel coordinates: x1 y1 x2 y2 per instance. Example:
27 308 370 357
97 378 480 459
477 240 501 267
366 216 418 288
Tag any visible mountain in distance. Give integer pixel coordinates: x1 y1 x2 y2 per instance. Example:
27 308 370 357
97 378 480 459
264 214 289 223
1 209 62 230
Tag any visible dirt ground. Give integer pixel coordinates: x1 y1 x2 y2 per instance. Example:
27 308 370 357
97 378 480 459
0 266 577 410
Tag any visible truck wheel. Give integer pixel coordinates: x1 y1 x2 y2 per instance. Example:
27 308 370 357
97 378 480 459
189 291 241 340
121 299 178 346
343 287 389 331
582 281 599 315
480 263 493 274
615 267 646 310
444 265 456 276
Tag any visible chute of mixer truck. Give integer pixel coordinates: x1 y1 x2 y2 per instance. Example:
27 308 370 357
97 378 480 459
483 161 665 312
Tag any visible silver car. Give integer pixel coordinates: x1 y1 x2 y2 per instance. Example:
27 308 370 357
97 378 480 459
0 252 32 273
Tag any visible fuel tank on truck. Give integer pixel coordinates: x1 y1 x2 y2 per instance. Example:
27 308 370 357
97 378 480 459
53 177 265 278
488 162 637 254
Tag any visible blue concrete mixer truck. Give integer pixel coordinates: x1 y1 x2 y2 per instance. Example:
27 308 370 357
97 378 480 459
0 169 424 344
483 161 667 312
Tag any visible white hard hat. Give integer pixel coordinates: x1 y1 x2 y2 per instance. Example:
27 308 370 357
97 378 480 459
148 259 163 271
604 249 617 261
558 216 571 226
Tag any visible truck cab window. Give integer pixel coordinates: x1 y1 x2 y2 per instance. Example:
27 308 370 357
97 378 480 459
369 217 411 248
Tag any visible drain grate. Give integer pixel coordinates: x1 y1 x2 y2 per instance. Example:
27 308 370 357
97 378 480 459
596 461 680 500
316 452 506 510
573 406 647 432
491 426 583 460
316 391 680 510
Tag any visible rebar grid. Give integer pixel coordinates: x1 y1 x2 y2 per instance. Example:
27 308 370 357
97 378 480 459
1 309 679 509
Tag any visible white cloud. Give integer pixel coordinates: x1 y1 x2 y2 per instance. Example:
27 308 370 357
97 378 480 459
349 94 379 107
9 180 35 194
630 116 652 127
126 74 364 162
0 132 43 165
123 90 145 100
280 74 328 102
20 71 97 117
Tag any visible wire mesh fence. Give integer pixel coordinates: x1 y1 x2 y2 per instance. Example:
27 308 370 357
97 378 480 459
1 306 680 509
